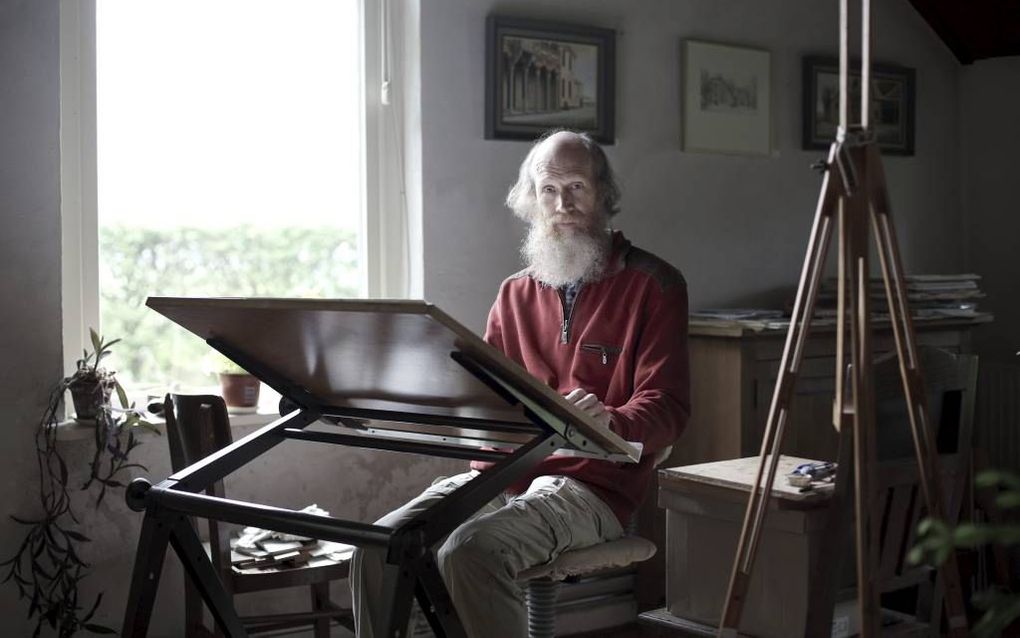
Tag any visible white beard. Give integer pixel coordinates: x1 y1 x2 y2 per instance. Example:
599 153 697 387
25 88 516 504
521 220 611 288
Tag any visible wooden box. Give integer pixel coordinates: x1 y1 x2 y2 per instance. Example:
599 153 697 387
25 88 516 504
658 456 833 637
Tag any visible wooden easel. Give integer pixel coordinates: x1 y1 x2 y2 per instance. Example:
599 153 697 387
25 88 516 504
716 1 970 636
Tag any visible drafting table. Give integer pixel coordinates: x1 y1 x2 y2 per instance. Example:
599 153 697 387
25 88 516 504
121 297 640 638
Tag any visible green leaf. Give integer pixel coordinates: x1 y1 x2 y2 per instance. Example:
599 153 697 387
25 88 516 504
84 624 118 634
63 530 91 543
114 381 128 409
89 329 101 357
995 492 1020 509
57 455 68 486
916 517 936 535
906 546 924 565
952 524 987 546
133 420 161 435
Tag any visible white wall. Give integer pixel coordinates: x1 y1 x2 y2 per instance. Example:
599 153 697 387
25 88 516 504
420 0 966 333
0 0 65 626
960 56 1020 364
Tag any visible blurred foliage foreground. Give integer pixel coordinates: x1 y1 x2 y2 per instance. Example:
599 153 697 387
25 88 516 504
99 225 359 388
912 470 1020 636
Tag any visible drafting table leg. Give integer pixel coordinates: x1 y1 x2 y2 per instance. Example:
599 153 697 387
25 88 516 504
122 510 172 637
167 514 247 637
415 552 467 638
378 560 418 638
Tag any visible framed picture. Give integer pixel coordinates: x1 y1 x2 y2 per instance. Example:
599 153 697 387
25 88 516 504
802 56 915 155
682 40 771 156
485 16 615 144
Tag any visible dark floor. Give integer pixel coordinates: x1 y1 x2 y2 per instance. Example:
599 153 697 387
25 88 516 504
572 624 657 637
573 621 694 638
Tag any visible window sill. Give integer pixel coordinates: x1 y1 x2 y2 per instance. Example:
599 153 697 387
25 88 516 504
55 407 281 442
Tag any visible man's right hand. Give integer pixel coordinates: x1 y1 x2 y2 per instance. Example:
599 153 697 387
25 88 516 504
564 388 611 430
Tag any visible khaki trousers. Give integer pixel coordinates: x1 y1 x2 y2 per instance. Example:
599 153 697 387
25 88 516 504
350 471 623 638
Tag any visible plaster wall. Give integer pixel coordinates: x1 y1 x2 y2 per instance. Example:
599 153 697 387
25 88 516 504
0 0 66 628
420 0 965 333
960 56 1020 364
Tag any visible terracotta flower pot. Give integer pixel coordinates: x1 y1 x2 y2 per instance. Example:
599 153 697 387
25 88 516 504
219 373 261 408
69 378 113 421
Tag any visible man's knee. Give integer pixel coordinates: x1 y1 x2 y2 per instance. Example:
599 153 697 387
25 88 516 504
437 520 515 581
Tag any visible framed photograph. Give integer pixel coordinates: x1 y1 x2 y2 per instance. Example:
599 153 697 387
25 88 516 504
682 40 771 156
485 16 615 144
802 56 915 155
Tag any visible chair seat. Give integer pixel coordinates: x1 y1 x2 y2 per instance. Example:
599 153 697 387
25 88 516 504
518 535 657 582
200 541 354 594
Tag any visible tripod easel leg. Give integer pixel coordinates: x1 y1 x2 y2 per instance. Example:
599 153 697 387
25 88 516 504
718 151 840 635
866 145 970 635
843 146 881 637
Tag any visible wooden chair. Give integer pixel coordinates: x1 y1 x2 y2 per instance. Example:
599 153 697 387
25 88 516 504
162 393 353 637
850 347 979 632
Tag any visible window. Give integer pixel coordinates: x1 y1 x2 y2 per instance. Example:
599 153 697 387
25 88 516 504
62 0 408 405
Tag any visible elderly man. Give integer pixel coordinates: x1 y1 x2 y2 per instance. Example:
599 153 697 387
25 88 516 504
351 129 690 637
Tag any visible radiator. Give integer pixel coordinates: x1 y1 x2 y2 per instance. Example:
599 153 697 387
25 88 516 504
974 362 1020 474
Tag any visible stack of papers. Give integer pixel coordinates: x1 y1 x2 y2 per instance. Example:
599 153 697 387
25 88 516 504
230 504 354 571
817 274 989 321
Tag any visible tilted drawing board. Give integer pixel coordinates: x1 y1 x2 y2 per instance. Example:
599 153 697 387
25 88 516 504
146 297 640 462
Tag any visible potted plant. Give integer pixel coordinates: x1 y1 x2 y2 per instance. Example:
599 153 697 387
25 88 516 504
214 355 261 410
1 328 158 636
68 331 120 422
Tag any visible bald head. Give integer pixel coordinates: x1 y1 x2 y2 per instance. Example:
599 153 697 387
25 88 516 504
506 129 620 223
529 132 593 183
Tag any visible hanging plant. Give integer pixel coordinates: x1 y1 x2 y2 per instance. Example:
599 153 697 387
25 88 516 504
1 329 159 636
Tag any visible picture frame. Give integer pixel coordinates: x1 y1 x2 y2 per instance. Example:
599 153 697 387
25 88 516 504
485 16 615 144
682 40 772 156
802 56 915 156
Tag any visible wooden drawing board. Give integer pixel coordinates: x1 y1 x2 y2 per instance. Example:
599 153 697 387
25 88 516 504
147 297 639 461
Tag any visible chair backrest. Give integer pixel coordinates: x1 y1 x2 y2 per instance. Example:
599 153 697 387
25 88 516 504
163 393 235 583
836 349 979 596
873 347 979 461
164 393 234 472
872 454 968 593
868 347 978 599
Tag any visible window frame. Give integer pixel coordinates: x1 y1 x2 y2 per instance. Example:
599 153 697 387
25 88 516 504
59 0 407 386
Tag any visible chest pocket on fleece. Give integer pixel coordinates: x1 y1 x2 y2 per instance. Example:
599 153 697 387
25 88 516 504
579 342 623 366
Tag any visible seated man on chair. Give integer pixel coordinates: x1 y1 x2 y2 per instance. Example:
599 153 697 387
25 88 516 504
351 129 691 637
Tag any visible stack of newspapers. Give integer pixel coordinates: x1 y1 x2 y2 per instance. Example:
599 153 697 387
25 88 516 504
815 273 989 321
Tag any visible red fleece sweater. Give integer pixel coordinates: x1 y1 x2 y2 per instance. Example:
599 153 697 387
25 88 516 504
471 231 691 525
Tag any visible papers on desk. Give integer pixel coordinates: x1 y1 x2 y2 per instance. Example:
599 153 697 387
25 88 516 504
691 309 785 322
690 274 993 331
231 504 354 571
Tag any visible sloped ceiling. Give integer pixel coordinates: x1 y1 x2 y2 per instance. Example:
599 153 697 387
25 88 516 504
909 0 1020 64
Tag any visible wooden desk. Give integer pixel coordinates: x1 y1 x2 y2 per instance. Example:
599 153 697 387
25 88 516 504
678 316 988 465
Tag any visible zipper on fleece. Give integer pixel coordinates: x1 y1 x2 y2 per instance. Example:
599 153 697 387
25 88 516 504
580 343 623 364
558 285 584 344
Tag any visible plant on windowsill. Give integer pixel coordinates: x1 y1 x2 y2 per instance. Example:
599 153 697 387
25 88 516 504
213 355 261 410
0 329 159 637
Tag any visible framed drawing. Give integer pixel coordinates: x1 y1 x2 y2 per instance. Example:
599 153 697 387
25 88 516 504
802 56 915 156
682 40 771 156
485 16 615 144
